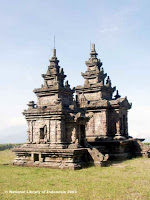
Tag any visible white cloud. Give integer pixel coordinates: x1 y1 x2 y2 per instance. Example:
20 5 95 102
0 116 26 132
9 116 26 127
128 105 150 141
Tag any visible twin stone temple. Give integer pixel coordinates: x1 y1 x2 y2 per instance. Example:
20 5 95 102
13 44 144 169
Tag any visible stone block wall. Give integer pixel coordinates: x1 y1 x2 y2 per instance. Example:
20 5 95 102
83 92 101 101
27 118 66 144
38 94 58 106
86 111 108 137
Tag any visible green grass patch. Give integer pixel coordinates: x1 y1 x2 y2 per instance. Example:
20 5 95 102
0 150 150 200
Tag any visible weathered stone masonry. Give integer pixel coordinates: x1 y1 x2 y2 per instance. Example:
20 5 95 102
13 44 145 169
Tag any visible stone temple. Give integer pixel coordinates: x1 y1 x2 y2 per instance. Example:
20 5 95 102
13 44 144 169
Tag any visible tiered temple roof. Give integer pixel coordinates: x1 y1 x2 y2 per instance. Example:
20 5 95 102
76 44 116 102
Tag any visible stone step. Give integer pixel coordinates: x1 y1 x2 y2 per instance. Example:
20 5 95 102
87 147 109 166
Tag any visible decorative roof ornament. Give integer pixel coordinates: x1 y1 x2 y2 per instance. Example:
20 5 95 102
90 43 98 58
106 76 110 84
49 48 59 67
101 67 104 73
65 80 70 88
114 90 121 99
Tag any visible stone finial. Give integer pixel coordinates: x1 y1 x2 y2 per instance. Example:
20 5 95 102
65 80 68 86
49 48 59 66
106 76 111 87
90 43 98 58
114 90 121 99
27 101 35 109
65 80 70 87
106 76 110 84
91 43 95 52
59 67 64 74
53 48 56 57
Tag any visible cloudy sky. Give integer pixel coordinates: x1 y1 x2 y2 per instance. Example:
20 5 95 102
0 0 150 143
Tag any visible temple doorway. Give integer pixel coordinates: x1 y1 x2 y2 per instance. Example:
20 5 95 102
34 154 39 162
80 125 85 146
40 128 44 139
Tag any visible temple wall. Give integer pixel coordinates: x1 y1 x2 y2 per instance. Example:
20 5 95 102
65 122 76 143
88 66 96 71
27 121 33 143
88 78 98 84
31 119 50 143
49 120 56 143
47 79 55 86
101 91 112 100
78 91 112 102
27 118 65 144
38 95 58 106
80 92 101 101
86 111 108 137
49 119 63 144
61 120 66 143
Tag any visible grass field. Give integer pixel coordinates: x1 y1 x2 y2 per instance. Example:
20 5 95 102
0 150 150 200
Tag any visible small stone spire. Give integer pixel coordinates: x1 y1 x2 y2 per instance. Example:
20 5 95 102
114 90 121 99
27 101 35 109
65 80 70 88
106 76 111 87
91 44 95 52
53 48 56 57
49 48 59 67
106 76 110 84
59 67 64 74
101 67 104 73
90 43 98 58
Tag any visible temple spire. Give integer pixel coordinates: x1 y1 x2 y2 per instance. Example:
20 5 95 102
49 47 59 67
90 43 98 58
53 48 56 57
91 44 95 52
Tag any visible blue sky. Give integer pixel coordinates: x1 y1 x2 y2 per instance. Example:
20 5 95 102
0 0 150 143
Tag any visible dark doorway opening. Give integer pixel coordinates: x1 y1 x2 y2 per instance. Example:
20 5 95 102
40 128 44 139
80 125 85 146
34 154 39 162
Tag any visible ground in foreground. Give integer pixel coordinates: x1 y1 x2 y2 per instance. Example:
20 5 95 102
0 150 150 200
